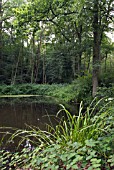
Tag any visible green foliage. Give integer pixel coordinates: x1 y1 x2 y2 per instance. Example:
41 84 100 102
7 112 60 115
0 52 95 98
0 84 59 95
0 72 113 105
49 98 114 144
1 0 114 87
47 84 75 102
0 74 92 103
0 98 113 169
0 0 114 168
1 138 114 169
100 57 114 87
72 74 92 102
97 84 114 98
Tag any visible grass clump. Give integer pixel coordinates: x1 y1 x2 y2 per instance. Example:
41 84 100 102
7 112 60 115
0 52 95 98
0 98 114 169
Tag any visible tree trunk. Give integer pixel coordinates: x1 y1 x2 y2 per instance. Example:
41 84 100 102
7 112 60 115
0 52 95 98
87 54 91 73
31 32 35 84
92 0 100 97
78 53 82 75
35 37 42 83
11 50 20 85
76 24 82 75
42 55 46 84
72 56 77 78
104 52 108 72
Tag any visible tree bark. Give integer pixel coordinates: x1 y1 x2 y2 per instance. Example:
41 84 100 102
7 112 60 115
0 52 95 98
35 37 42 83
11 50 20 85
31 31 35 84
92 0 100 97
75 24 82 75
104 52 108 72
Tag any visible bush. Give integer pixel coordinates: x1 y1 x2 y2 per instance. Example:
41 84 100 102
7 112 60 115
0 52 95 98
97 84 114 98
0 85 21 95
71 74 92 103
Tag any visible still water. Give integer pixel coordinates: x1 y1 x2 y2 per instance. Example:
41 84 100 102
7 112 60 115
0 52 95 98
0 98 77 149
0 102 60 130
0 100 60 150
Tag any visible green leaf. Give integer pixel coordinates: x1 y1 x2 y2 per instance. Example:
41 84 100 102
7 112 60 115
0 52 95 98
71 164 79 169
92 164 101 168
67 152 76 159
91 158 101 163
86 155 93 160
88 167 93 170
85 139 97 147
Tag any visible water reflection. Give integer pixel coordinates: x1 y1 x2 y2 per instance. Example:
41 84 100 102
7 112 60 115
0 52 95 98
0 99 78 150
0 102 60 130
0 102 62 150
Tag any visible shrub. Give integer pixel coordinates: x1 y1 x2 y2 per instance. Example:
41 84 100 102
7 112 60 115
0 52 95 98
0 85 20 95
71 74 92 103
97 84 114 98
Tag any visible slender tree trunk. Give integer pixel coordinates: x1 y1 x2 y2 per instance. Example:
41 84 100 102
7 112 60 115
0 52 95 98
104 52 107 72
78 53 82 74
35 38 42 83
42 55 46 84
11 50 20 85
72 56 76 78
87 54 91 73
92 0 100 97
35 27 45 83
76 25 82 75
31 32 35 84
20 41 24 83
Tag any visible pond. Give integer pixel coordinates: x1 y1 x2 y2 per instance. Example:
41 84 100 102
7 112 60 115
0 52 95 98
0 97 78 150
0 102 60 130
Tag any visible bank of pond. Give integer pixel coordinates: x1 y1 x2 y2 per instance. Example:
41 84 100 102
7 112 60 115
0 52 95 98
0 80 114 104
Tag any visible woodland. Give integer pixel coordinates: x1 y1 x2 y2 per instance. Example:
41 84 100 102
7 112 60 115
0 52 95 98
0 0 114 99
0 0 114 169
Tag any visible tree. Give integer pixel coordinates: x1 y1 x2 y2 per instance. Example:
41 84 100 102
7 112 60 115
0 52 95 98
0 0 113 90
91 0 114 96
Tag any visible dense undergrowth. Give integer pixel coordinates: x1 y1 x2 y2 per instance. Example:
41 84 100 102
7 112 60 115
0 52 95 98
0 98 114 169
0 74 114 104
